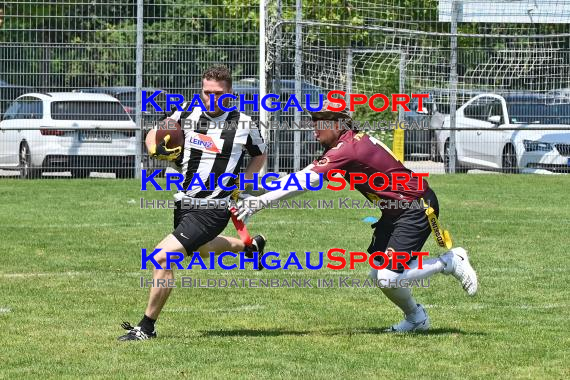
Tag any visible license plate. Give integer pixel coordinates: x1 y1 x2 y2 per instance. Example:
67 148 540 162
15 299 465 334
80 131 112 143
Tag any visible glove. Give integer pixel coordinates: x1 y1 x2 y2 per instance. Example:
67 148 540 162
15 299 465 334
235 196 264 223
148 135 182 161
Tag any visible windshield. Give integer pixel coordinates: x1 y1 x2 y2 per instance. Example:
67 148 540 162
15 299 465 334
51 101 131 121
507 101 570 124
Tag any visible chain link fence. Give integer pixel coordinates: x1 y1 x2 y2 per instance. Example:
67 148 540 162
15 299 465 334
1 1 569 178
266 0 570 174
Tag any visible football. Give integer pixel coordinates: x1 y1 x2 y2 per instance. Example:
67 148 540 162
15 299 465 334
155 117 184 148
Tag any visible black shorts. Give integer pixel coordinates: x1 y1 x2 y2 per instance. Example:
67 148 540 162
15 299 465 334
172 201 231 253
366 188 439 273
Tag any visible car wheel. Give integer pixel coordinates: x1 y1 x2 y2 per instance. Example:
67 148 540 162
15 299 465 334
71 168 90 178
444 142 467 174
19 142 41 179
502 144 519 174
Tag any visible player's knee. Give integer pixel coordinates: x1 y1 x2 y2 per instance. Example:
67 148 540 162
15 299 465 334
153 248 169 268
195 243 213 258
368 267 378 281
376 268 401 288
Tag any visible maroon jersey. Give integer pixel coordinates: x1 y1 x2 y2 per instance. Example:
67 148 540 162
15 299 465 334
310 130 430 215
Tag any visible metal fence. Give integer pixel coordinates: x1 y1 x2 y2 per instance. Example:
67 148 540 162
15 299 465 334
1 1 569 179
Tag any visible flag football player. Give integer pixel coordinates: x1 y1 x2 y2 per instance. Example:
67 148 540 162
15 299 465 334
119 65 267 340
236 101 478 332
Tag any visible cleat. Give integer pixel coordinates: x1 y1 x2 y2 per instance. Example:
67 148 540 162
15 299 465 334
118 321 156 341
384 304 430 333
245 235 266 270
441 247 478 296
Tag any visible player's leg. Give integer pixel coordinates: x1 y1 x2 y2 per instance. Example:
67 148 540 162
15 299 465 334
369 210 433 332
367 190 438 332
196 234 267 261
198 235 244 254
119 205 231 341
369 189 477 332
366 216 424 326
118 233 185 341
371 189 477 293
143 234 185 320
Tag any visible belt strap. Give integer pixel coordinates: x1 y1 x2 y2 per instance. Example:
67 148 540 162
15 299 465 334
422 198 453 249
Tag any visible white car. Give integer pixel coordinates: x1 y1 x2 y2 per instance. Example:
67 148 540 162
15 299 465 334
436 93 570 173
0 92 138 178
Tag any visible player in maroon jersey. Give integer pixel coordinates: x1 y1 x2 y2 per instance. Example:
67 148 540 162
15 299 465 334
236 101 478 332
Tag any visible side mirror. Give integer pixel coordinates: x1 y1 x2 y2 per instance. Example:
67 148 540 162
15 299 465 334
488 115 501 125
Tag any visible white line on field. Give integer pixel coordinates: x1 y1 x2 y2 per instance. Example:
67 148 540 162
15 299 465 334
0 271 144 278
423 303 570 310
167 304 264 313
0 307 11 314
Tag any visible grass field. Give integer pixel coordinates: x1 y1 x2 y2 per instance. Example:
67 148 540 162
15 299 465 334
1 175 569 379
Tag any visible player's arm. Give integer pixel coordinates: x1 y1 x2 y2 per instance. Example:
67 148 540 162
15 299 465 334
244 153 267 180
238 124 268 193
235 165 321 221
235 142 353 222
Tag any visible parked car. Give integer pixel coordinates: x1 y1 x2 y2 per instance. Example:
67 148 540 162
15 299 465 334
0 92 138 178
547 88 570 101
436 93 570 173
74 86 170 173
0 80 35 118
403 89 482 161
402 92 442 161
74 86 167 120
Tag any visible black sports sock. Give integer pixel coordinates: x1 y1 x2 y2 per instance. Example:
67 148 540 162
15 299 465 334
138 314 156 333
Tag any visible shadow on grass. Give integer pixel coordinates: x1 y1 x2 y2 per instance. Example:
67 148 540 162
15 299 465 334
201 327 486 337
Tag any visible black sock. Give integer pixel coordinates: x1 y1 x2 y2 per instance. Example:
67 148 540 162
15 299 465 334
138 314 156 333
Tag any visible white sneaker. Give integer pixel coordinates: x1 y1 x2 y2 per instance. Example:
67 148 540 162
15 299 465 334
441 247 478 296
385 304 430 333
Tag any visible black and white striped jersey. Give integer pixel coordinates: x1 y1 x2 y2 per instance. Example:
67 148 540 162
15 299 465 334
168 107 266 201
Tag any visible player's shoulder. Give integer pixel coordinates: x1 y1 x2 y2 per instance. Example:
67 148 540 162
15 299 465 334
323 131 359 155
237 111 252 122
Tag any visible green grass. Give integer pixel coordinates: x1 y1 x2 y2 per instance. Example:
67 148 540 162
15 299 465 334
0 175 569 379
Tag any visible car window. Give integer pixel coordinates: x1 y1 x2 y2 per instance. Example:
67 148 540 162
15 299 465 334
488 100 504 123
3 97 43 120
464 97 498 122
50 101 131 121
2 102 21 120
507 101 570 124
115 92 136 108
463 102 485 121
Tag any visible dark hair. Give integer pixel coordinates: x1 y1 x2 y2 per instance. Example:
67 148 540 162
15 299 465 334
202 65 232 89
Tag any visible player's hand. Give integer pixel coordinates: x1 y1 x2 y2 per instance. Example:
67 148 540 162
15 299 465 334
235 196 263 223
148 135 182 161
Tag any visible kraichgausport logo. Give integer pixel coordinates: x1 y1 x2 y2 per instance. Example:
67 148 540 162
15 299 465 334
141 90 429 113
140 248 429 271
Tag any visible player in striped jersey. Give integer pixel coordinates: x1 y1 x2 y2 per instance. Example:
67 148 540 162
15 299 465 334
119 65 267 341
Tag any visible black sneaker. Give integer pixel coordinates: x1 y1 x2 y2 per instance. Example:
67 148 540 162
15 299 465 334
118 321 157 341
245 235 266 270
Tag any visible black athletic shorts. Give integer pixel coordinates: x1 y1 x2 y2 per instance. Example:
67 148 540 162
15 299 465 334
366 188 439 273
172 201 231 253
